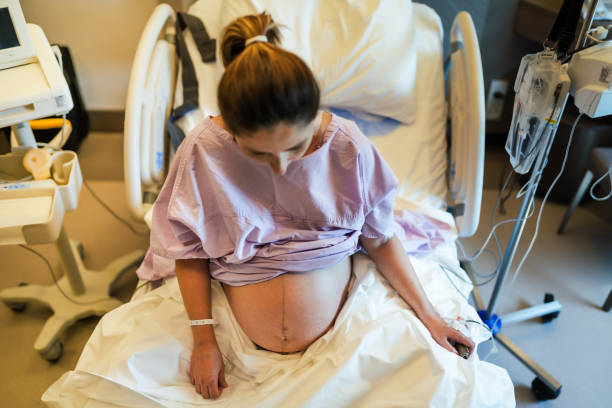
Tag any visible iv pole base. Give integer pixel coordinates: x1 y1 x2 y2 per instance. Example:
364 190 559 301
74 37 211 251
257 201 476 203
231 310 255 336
494 332 562 400
462 261 562 400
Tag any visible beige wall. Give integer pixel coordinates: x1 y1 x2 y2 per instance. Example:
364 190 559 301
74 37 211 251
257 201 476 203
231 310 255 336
21 0 161 110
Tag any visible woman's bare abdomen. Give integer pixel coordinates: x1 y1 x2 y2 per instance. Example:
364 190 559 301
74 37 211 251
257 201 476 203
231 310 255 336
223 257 351 353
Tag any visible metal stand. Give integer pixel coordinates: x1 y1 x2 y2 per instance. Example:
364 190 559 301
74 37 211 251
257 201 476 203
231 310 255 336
465 127 563 399
1 226 144 361
472 2 601 398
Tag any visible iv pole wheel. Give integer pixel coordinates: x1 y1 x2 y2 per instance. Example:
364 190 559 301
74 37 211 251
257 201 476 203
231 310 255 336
531 377 561 400
40 339 63 362
541 293 560 323
3 282 29 313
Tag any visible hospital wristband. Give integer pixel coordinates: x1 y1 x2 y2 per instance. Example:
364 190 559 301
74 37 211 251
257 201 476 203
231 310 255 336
189 318 217 326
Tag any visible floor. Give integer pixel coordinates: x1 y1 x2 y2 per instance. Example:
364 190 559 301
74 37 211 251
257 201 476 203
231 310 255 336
0 133 610 407
462 185 612 407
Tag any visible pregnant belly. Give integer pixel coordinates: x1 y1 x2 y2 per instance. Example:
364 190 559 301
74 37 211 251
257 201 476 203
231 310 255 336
223 256 352 353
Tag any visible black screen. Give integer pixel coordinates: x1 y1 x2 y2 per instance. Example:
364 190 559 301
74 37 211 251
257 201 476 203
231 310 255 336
0 7 20 50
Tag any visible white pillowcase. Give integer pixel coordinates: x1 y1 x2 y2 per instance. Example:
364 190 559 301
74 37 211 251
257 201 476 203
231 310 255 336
215 0 418 125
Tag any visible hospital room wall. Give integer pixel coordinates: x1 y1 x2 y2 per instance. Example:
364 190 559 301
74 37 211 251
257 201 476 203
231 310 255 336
421 0 490 58
19 0 540 121
479 0 541 90
20 0 160 111
421 0 539 93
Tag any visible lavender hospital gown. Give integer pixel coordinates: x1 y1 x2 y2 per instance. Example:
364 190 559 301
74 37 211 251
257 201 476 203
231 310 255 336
136 114 450 286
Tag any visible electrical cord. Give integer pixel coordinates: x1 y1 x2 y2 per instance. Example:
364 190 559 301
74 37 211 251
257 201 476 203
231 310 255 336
491 170 515 269
590 166 612 201
440 264 500 293
506 113 583 293
466 249 500 280
440 266 499 360
498 171 518 215
458 86 562 286
440 263 501 360
82 180 149 237
17 244 150 306
52 45 69 150
456 199 535 265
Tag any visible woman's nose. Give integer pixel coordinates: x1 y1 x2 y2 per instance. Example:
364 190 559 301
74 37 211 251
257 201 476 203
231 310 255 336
271 154 289 175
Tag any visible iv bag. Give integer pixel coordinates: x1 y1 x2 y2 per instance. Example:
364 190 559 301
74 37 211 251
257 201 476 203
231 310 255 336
505 51 570 174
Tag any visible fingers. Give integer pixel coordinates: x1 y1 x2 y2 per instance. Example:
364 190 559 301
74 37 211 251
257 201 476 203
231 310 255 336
209 380 220 398
445 329 476 360
459 333 475 354
190 346 227 399
449 329 475 354
442 338 459 355
220 367 229 389
195 379 222 399
194 380 217 399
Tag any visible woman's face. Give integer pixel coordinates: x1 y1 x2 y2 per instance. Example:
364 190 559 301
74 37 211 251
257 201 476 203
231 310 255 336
235 121 317 175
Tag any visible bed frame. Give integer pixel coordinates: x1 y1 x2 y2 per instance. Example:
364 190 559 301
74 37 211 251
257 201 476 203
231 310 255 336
123 3 485 237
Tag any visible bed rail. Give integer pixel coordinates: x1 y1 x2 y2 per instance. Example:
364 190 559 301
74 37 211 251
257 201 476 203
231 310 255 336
448 11 485 237
124 4 176 221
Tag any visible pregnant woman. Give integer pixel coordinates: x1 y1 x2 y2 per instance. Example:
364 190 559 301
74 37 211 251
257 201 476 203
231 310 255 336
136 12 473 400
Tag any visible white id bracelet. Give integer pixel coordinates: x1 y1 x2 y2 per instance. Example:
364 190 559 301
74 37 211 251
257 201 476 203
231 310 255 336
189 318 217 326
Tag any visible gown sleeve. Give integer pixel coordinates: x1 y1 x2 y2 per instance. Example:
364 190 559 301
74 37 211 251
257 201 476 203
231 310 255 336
148 136 209 261
356 128 399 240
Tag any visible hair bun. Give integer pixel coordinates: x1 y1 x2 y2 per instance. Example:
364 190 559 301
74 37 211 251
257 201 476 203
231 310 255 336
245 34 268 46
220 12 282 67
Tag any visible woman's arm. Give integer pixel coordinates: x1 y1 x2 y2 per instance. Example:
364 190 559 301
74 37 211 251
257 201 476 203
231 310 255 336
359 235 475 356
176 258 228 399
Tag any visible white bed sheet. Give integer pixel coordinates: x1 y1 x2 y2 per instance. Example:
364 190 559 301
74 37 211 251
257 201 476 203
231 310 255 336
43 250 514 408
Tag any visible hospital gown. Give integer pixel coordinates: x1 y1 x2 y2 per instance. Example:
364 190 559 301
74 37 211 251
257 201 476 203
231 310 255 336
137 113 401 286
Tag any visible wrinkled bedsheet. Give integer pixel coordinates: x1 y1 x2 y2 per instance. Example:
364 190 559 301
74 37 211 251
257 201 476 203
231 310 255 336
43 228 515 407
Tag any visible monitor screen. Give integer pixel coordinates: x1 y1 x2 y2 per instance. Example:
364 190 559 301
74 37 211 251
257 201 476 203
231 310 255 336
0 7 20 50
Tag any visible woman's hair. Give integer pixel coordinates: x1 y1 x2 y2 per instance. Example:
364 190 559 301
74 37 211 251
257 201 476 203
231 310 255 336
217 12 320 136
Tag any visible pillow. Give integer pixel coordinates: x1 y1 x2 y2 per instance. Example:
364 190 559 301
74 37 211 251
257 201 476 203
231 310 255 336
215 0 418 125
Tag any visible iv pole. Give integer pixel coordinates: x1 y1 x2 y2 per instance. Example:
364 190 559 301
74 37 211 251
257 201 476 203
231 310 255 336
463 0 598 401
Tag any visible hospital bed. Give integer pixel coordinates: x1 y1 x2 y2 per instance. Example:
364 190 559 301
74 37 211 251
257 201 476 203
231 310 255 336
43 1 516 406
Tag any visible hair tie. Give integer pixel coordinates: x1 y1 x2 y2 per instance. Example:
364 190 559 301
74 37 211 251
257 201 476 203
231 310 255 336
245 34 268 46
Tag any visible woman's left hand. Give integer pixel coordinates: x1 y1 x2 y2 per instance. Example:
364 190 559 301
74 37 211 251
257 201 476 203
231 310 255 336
358 236 476 358
421 314 475 358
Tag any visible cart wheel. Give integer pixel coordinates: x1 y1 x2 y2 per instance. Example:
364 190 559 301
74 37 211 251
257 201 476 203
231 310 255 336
541 293 560 323
3 282 28 313
40 340 63 362
531 377 561 400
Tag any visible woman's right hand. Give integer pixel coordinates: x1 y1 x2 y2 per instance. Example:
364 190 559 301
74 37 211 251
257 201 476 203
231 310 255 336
190 342 228 399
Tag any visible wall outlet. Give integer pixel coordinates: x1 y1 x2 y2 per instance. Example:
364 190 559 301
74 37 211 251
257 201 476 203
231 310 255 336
486 79 509 121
